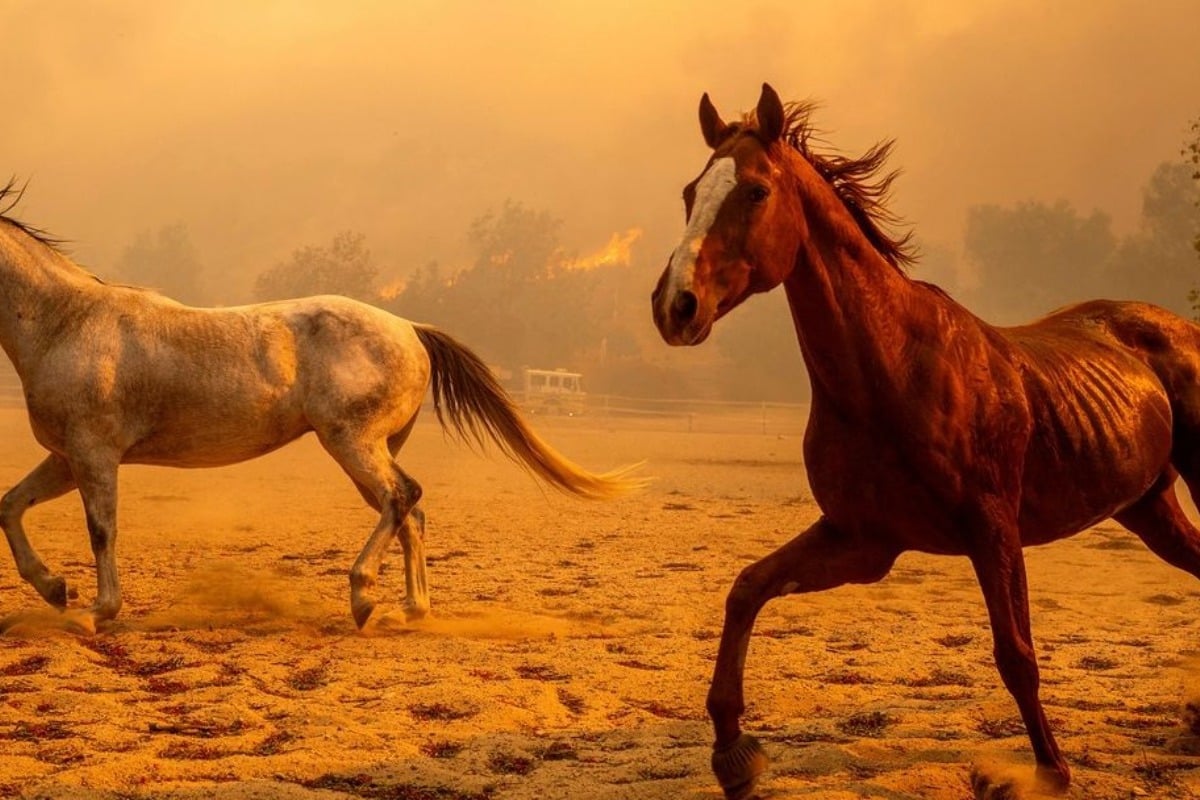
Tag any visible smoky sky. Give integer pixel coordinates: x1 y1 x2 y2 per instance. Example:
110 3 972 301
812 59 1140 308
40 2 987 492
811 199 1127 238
3 0 1198 299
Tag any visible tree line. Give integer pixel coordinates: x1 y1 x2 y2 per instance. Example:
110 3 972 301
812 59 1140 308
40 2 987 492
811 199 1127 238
106 119 1200 402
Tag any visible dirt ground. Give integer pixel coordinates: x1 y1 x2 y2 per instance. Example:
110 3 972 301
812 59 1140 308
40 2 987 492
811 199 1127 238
3 405 1200 800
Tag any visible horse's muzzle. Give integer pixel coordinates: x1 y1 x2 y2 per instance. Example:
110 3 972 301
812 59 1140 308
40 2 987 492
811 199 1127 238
652 291 711 346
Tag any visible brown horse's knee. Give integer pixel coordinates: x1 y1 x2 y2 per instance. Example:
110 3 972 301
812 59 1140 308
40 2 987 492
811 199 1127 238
0 490 23 529
725 563 773 616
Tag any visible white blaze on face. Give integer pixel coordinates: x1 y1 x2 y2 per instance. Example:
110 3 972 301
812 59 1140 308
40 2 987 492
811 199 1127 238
664 157 737 304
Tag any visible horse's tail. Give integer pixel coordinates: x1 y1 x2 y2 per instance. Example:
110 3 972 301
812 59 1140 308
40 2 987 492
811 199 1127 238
413 325 646 499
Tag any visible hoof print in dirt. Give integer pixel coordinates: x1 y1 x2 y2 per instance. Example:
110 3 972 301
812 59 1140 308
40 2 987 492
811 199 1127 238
1165 733 1200 755
1181 698 1200 736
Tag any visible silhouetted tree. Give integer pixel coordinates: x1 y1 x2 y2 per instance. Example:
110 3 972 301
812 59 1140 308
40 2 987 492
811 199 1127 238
254 231 377 301
395 260 444 319
467 200 561 282
911 238 966 298
963 200 1115 323
113 223 205 304
1105 161 1199 315
1183 115 1200 319
388 201 609 369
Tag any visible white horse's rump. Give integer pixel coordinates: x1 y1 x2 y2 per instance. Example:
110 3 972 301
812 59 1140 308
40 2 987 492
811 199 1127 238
0 192 641 630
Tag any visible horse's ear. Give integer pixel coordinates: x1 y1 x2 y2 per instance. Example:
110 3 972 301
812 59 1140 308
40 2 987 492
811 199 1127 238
699 93 728 149
756 83 785 144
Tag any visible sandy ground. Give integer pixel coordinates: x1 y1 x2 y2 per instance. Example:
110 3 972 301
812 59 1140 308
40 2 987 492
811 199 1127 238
2 405 1200 800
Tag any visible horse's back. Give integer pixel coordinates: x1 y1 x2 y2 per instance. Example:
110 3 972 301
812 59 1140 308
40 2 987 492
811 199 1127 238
1020 299 1200 436
1069 300 1200 419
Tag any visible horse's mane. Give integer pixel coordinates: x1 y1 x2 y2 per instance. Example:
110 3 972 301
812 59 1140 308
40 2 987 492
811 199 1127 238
0 178 67 253
742 102 917 270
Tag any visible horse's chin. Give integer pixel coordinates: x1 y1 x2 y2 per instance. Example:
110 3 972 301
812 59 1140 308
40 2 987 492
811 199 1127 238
653 311 714 346
666 320 713 347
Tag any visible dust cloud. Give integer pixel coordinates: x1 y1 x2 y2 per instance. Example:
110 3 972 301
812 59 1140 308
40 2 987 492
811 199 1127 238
4 1 1197 298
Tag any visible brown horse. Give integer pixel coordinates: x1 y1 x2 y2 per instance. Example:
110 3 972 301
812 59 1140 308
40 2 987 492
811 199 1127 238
0 182 642 632
652 84 1199 798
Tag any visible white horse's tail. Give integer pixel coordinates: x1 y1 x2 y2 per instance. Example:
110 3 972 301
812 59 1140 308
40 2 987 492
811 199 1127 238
413 325 646 499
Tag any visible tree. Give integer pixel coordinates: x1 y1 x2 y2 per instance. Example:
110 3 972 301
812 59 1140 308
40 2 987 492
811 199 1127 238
1184 115 1200 318
963 200 1115 323
1106 161 1199 315
113 223 205 304
467 200 561 282
387 201 608 369
911 238 966 298
254 231 377 302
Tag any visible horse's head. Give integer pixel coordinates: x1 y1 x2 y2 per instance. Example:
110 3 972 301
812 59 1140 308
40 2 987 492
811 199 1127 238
652 83 804 346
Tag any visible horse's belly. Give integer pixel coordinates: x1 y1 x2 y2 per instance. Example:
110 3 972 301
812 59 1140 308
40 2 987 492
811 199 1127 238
1017 371 1172 542
124 410 311 467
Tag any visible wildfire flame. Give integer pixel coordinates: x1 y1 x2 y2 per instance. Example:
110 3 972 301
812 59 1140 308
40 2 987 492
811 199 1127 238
378 277 406 301
561 227 643 271
380 226 643 299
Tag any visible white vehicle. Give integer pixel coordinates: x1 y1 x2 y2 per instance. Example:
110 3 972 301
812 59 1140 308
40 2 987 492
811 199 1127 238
522 368 586 415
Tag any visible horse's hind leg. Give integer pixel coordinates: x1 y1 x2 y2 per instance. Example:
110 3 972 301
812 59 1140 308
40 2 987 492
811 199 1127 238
1114 469 1200 579
395 505 428 618
0 455 77 608
67 449 123 622
320 434 425 628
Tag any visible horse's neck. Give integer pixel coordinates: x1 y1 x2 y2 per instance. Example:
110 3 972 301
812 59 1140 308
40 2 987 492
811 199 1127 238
0 226 100 373
782 213 933 416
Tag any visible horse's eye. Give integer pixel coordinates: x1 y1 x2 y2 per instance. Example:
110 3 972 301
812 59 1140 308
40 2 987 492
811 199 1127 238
748 185 770 204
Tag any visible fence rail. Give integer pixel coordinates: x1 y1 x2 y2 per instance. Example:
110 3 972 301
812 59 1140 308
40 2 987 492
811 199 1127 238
519 391 809 435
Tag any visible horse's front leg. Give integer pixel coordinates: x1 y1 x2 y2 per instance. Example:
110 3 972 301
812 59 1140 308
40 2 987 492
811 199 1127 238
69 452 123 623
969 528 1071 794
0 455 77 608
707 516 899 799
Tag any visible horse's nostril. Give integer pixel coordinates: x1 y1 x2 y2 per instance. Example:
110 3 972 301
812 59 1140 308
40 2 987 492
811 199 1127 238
672 291 699 325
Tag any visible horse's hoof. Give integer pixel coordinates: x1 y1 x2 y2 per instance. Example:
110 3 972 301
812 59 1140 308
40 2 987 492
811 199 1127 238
970 765 1021 800
352 600 376 630
712 733 768 800
1034 763 1070 795
404 601 430 622
43 576 68 609
970 761 1070 800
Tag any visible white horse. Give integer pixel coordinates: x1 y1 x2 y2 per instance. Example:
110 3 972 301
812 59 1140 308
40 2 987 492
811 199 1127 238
0 183 641 630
